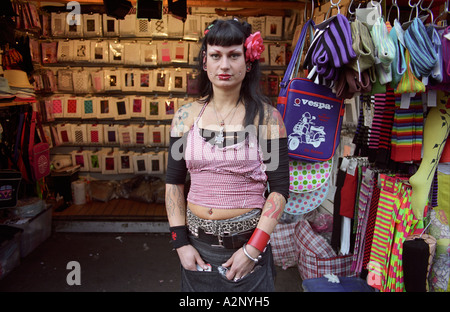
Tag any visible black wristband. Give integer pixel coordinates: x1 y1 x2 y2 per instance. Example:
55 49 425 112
170 225 190 249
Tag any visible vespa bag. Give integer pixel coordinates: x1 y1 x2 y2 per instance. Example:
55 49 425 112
277 19 345 162
28 111 50 181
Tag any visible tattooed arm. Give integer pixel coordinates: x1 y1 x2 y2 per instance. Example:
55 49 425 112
165 102 207 270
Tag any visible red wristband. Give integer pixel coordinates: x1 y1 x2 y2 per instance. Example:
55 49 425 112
248 228 270 252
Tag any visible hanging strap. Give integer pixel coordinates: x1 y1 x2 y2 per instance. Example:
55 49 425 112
279 19 315 89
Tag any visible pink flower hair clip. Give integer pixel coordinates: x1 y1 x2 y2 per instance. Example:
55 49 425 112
245 31 265 62
204 24 214 35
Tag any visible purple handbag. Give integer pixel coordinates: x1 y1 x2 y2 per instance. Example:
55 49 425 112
277 20 345 162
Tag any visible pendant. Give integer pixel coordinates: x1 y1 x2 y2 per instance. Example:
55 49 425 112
215 126 224 144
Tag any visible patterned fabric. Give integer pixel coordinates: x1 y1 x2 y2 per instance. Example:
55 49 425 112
294 220 356 280
271 221 299 269
185 102 267 210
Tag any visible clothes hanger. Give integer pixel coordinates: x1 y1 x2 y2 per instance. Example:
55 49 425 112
434 0 449 25
419 0 434 24
387 0 401 23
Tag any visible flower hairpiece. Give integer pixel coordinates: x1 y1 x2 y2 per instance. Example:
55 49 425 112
245 31 265 62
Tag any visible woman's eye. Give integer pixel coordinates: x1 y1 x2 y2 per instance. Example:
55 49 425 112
210 54 220 59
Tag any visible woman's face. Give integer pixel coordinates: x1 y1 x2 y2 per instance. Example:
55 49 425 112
205 43 247 90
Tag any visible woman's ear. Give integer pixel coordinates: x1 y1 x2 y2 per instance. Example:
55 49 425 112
202 50 207 71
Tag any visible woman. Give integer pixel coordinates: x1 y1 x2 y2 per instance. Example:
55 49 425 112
165 18 289 292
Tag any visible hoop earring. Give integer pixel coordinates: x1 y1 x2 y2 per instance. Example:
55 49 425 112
203 64 207 71
246 63 252 72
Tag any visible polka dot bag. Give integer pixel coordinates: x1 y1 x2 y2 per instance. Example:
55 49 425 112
285 181 330 215
289 158 333 193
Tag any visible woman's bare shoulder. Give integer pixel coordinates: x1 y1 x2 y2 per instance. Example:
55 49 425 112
170 100 204 136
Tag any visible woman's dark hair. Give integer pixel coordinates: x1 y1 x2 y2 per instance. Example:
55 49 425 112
197 19 270 127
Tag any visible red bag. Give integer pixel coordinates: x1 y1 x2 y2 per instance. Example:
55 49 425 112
28 111 50 181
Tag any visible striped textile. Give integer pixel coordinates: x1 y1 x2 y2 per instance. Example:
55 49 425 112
404 17 438 80
367 174 398 290
390 95 423 162
362 185 380 270
375 87 395 166
185 103 267 209
395 49 426 94
351 167 375 273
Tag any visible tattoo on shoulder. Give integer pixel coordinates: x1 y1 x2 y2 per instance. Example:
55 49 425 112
171 103 192 136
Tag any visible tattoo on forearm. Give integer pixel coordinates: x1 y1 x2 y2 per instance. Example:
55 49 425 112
262 193 285 220
165 184 185 217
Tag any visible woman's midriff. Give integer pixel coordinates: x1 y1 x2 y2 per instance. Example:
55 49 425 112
187 201 257 220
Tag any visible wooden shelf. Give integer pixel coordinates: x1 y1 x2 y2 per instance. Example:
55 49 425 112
0 101 33 108
40 0 307 10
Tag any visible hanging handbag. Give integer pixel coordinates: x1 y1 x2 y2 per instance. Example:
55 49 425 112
277 19 345 162
28 111 50 181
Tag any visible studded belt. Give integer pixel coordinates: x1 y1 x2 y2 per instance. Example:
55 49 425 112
187 208 260 248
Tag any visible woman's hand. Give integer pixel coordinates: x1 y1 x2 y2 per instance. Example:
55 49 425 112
176 244 207 271
221 244 260 281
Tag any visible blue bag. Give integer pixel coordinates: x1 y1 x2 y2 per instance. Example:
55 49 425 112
277 20 345 162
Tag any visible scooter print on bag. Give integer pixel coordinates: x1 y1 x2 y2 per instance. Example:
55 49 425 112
288 112 326 150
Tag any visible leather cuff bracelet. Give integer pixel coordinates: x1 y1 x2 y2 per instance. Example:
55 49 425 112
247 228 270 253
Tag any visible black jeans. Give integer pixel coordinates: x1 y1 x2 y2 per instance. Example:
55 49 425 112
180 235 276 292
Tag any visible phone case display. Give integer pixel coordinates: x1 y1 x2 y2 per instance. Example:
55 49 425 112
118 151 134 173
137 70 153 92
57 69 74 92
103 15 119 37
165 125 170 147
51 12 66 37
72 40 90 61
162 97 176 120
72 70 91 93
188 42 201 65
129 96 146 118
98 97 114 119
145 97 163 120
149 125 166 146
114 97 131 120
265 16 283 40
247 17 266 38
83 13 102 37
136 19 152 37
42 126 54 149
57 40 73 62
104 69 121 91
153 69 169 92
71 150 89 171
123 41 141 64
157 41 172 64
64 96 82 118
72 124 88 144
183 15 202 40
187 71 200 95
90 41 109 63
41 42 57 64
86 150 103 172
91 70 105 92
134 125 149 145
119 14 136 36
87 124 104 144
133 153 149 174
168 69 187 92
259 46 269 66
103 124 119 144
50 96 64 118
82 97 99 119
140 42 158 66
118 125 134 145
148 151 165 174
269 44 286 66
57 124 73 143
102 151 118 174
171 41 189 63
151 15 168 38
109 42 124 64
167 15 184 37
121 69 137 91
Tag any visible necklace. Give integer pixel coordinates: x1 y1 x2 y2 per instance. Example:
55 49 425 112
213 101 239 144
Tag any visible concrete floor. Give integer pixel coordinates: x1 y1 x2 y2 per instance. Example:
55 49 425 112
0 231 303 292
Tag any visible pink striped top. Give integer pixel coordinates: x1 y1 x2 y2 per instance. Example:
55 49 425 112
185 103 267 209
